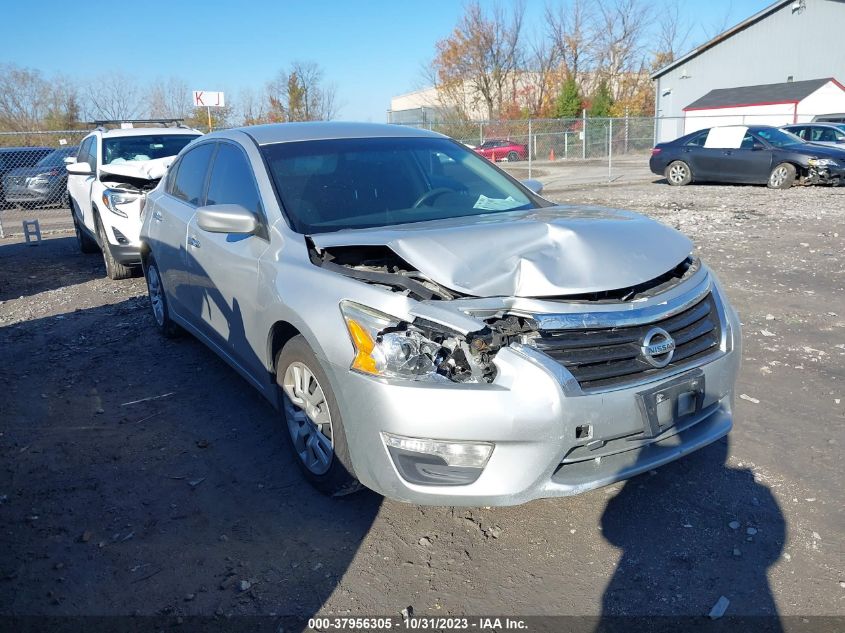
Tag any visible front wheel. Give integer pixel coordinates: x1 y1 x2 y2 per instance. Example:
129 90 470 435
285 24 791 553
666 160 692 186
97 219 133 280
507 151 520 162
276 335 361 497
768 163 795 189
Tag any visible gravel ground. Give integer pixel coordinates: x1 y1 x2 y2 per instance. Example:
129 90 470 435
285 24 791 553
0 180 843 628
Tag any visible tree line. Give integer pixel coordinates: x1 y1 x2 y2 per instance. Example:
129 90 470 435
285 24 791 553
0 61 339 133
427 0 696 121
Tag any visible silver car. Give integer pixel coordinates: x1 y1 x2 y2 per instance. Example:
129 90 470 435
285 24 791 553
781 123 845 147
139 122 741 506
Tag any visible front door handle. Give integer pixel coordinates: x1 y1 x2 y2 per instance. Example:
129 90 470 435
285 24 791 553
188 236 201 249
152 210 163 222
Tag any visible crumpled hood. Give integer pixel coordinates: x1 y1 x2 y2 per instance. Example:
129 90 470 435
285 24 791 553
99 156 174 181
310 206 693 297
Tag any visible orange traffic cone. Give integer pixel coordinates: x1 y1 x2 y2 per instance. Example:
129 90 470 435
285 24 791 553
549 148 555 161
492 150 496 162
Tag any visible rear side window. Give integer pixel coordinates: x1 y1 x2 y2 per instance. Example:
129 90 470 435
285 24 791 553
171 143 215 206
205 143 262 215
685 131 708 147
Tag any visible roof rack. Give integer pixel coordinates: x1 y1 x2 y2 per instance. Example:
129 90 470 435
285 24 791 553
88 118 192 131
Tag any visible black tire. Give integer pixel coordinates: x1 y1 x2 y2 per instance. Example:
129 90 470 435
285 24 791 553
144 256 181 338
768 162 796 189
666 160 692 186
97 218 133 280
507 151 520 162
276 335 362 497
72 207 99 254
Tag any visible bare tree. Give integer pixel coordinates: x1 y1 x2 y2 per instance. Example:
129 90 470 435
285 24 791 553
524 30 560 117
266 61 339 122
546 0 595 84
0 64 81 132
147 77 193 120
431 1 526 120
654 0 694 67
85 72 144 121
238 87 268 125
592 0 653 102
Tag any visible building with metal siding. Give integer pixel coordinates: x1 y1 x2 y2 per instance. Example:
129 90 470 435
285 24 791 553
652 0 845 142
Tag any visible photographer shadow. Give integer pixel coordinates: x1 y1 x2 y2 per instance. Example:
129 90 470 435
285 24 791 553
596 437 785 632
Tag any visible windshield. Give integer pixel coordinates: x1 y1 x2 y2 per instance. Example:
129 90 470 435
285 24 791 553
36 148 77 167
755 128 803 148
103 134 199 165
261 137 537 234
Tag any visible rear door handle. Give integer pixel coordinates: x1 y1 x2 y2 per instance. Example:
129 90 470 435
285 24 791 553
188 236 201 249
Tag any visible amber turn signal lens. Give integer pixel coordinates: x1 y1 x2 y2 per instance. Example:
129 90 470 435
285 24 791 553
345 318 379 375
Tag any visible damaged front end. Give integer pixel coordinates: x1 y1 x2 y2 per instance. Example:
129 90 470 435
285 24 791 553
315 237 707 391
339 301 534 384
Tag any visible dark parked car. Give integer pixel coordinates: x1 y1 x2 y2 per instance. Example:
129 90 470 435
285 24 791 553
0 147 54 206
650 125 845 189
2 146 78 208
474 139 528 162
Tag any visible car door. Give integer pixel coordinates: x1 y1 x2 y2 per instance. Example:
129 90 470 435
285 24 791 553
677 131 718 180
184 141 271 379
150 141 216 317
67 136 95 225
717 133 773 183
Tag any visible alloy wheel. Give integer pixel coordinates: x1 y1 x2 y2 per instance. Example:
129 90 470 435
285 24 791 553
282 361 334 475
146 265 165 327
770 165 788 187
669 163 688 184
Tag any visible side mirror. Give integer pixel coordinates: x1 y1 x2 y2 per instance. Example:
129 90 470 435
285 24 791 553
63 156 77 165
196 204 258 235
66 161 92 175
752 142 765 151
521 178 544 194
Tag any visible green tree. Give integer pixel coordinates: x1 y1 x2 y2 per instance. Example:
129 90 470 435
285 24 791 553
555 77 582 118
589 80 614 117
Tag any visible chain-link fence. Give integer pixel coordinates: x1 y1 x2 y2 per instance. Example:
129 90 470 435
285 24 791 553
0 130 90 237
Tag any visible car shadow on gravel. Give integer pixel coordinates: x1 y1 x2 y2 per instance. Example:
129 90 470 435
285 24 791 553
596 437 785 631
0 236 107 301
0 297 382 630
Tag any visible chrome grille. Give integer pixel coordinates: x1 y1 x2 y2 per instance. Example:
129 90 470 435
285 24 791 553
534 293 722 390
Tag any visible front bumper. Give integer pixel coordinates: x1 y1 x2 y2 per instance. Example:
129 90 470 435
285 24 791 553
326 298 741 506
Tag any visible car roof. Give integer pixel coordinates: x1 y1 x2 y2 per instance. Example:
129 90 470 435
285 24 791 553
784 122 841 128
227 121 443 146
93 127 202 139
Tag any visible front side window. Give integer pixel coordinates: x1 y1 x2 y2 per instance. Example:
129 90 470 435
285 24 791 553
171 143 215 206
76 137 93 167
261 137 536 234
102 134 200 165
205 143 262 215
754 128 802 148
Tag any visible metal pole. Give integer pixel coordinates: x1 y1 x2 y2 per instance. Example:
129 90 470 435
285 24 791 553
565 131 569 159
582 109 587 160
207 106 212 133
624 107 629 154
479 122 483 146
528 119 532 179
608 118 613 182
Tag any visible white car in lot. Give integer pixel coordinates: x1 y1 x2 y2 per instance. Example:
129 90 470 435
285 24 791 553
66 121 201 279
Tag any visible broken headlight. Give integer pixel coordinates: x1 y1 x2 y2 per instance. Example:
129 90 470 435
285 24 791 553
102 189 139 218
808 158 839 168
340 301 484 383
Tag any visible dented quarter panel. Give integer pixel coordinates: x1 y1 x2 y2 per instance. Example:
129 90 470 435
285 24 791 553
310 206 693 298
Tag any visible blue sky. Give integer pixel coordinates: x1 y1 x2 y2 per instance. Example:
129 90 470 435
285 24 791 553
5 0 773 121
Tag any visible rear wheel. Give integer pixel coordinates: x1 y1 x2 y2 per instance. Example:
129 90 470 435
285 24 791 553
666 160 692 186
276 335 361 497
97 218 133 280
507 151 520 162
768 162 795 189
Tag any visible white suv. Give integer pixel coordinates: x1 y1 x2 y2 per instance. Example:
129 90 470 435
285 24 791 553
67 121 201 279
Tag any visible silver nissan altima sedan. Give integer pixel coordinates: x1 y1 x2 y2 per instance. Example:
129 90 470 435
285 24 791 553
139 122 741 506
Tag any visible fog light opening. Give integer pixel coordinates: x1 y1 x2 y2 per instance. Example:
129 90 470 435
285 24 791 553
575 425 593 441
